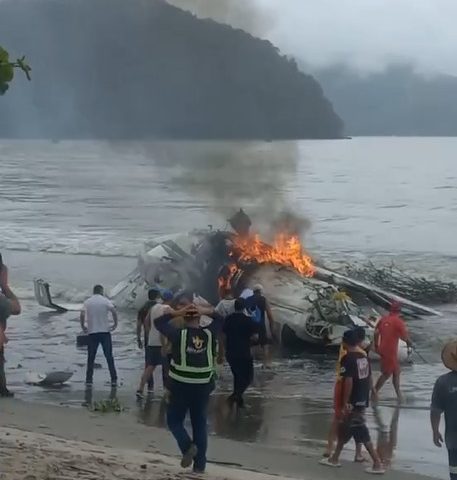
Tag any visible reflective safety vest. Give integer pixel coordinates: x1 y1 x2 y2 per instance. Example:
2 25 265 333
169 328 214 384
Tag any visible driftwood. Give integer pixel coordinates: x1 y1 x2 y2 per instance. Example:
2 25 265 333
341 261 457 305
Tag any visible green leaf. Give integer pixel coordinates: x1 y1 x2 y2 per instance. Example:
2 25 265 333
0 47 9 63
0 82 9 95
0 63 14 83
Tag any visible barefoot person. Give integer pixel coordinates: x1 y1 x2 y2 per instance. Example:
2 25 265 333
80 285 118 387
136 290 175 399
373 302 412 402
320 329 384 474
136 288 160 394
431 341 457 480
154 303 223 474
324 326 367 462
0 254 21 397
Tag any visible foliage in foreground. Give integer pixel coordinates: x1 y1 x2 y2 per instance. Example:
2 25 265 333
0 46 31 95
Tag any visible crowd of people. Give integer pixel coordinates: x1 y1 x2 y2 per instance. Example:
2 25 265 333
0 252 456 478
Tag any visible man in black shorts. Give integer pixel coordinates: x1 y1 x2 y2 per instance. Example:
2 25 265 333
431 340 457 480
136 289 159 393
321 329 384 474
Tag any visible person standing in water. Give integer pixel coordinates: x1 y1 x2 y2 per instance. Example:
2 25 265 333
80 285 118 387
155 303 223 474
320 329 384 474
373 302 412 402
137 288 160 393
245 284 275 368
0 255 21 398
136 290 175 399
431 341 457 480
222 298 258 408
324 326 367 461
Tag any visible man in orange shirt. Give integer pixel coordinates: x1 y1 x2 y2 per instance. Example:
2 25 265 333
373 302 412 402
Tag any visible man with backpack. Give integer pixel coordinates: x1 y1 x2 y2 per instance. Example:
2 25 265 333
244 284 276 367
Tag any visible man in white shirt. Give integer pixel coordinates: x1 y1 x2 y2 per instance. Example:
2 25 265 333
80 285 118 387
136 290 174 399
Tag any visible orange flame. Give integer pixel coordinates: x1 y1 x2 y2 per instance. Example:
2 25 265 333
217 263 239 297
233 233 315 277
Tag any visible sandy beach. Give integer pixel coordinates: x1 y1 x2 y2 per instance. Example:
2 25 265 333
0 398 443 480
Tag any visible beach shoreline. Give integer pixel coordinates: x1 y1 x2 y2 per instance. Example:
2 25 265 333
0 398 442 480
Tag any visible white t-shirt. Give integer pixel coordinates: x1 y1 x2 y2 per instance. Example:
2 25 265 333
83 294 115 334
148 303 172 346
215 298 236 318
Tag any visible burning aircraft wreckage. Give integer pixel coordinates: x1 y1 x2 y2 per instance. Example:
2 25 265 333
34 210 441 360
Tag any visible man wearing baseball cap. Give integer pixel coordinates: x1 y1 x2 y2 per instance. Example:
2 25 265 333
431 341 457 480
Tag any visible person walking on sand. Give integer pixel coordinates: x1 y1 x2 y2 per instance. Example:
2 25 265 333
245 284 276 368
154 303 223 474
324 326 368 462
80 285 118 387
320 329 385 475
136 290 175 399
222 298 259 408
431 340 457 480
136 288 160 394
373 302 412 402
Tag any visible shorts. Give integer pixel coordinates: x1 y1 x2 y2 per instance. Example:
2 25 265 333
380 354 400 376
145 346 163 367
333 380 344 419
338 410 371 445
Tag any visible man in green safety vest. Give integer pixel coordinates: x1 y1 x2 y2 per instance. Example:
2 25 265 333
155 302 223 473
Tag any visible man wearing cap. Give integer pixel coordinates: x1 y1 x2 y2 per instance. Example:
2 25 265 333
0 255 21 397
431 341 457 480
154 303 223 474
373 302 412 402
245 284 276 367
136 289 175 399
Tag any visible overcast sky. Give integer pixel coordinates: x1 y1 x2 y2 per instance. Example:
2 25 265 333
170 0 457 75
256 0 457 75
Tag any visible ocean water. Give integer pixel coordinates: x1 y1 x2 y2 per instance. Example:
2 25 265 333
1 137 456 478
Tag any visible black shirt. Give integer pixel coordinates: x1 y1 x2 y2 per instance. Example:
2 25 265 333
223 312 258 359
340 351 371 409
431 371 457 449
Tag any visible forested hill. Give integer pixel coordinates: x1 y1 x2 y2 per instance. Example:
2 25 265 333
0 0 343 140
315 64 457 136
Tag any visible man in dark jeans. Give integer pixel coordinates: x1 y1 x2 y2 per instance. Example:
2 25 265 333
80 285 118 387
155 304 223 473
222 298 258 408
431 340 457 480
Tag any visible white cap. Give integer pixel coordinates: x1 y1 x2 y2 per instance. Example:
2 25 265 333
252 284 264 293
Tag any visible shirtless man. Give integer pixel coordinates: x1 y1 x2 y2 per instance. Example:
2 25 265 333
0 254 21 397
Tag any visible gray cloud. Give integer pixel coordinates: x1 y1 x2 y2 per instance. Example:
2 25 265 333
176 0 457 75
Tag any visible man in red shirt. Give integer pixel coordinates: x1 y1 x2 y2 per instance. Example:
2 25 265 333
373 302 412 402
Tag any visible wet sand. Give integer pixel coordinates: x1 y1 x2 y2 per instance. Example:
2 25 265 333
0 399 442 480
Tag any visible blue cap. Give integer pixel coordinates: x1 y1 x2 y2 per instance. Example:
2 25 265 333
161 290 174 301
